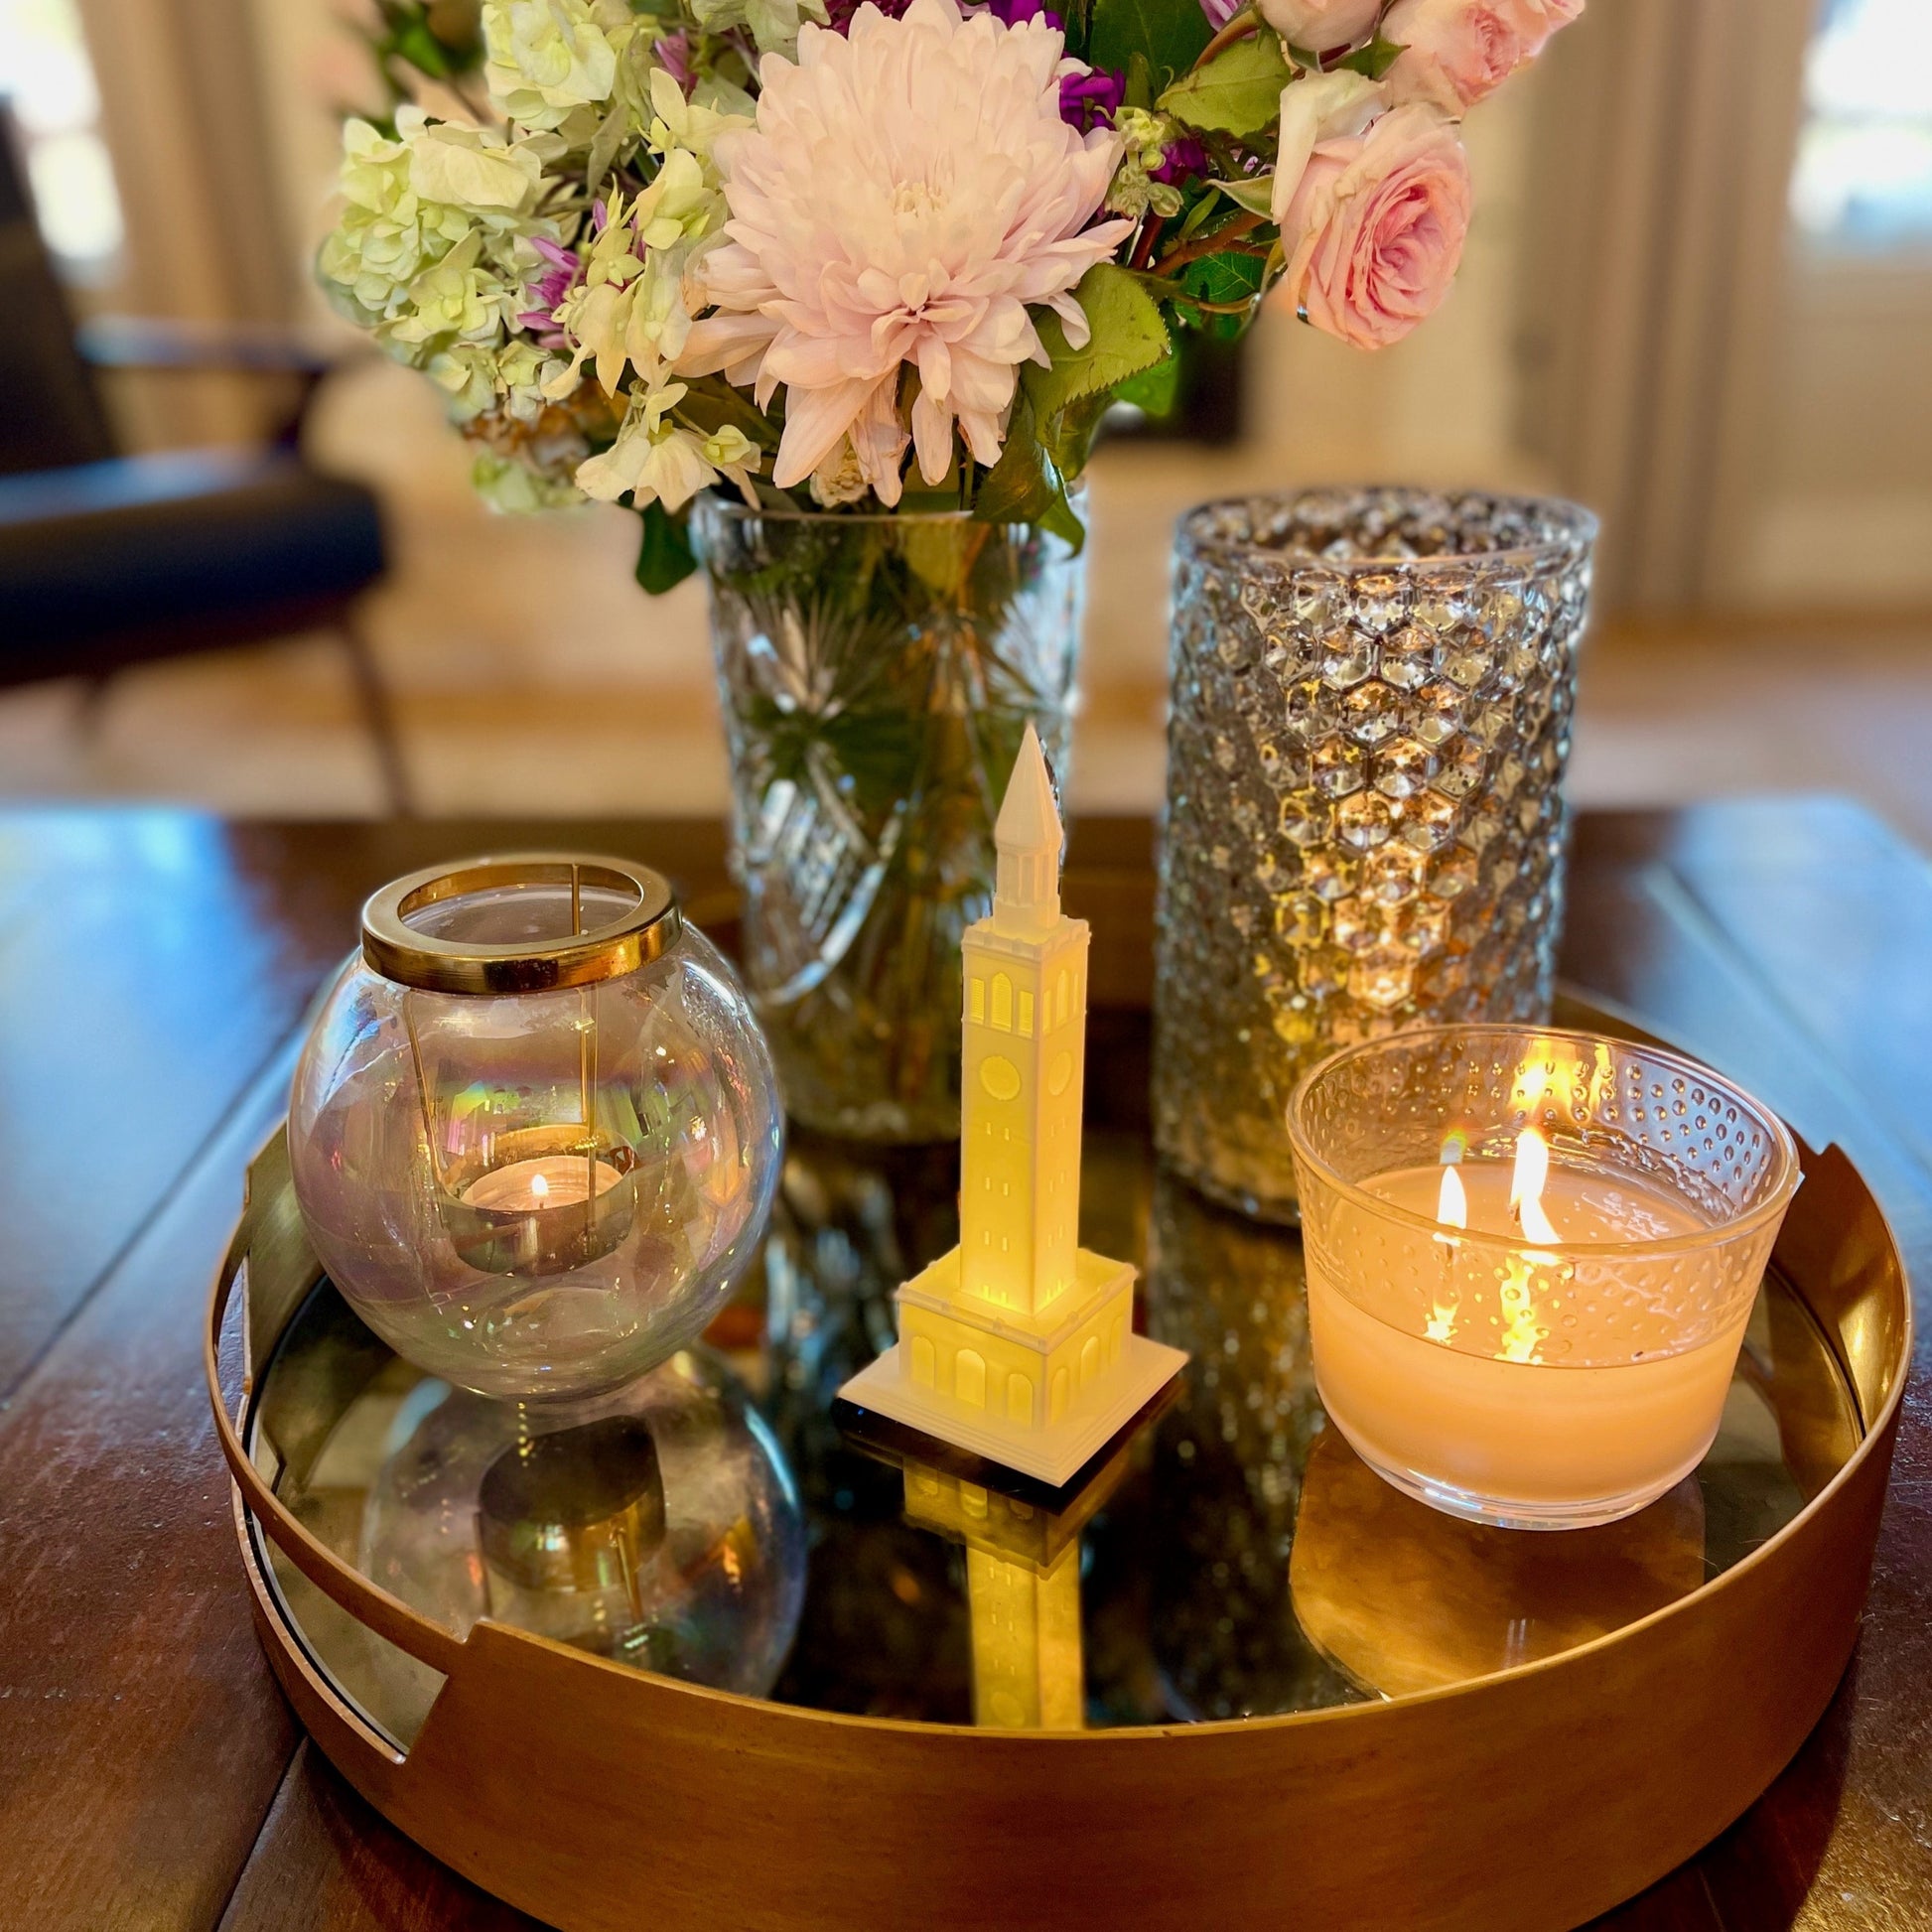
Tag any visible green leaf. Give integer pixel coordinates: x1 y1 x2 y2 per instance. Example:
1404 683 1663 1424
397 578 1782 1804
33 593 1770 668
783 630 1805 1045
1158 30 1290 137
1037 388 1114 483
1209 174 1276 218
1087 0 1211 95
1334 34 1406 80
1124 50 1154 112
1115 351 1181 418
1026 262 1172 421
975 394 1061 527
389 14 453 78
974 395 1085 554
675 374 780 450
634 500 697 595
1180 249 1267 308
1039 490 1087 554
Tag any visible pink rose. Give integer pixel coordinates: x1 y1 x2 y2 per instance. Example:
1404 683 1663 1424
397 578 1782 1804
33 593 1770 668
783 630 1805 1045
1257 0 1384 53
1382 0 1585 112
1275 103 1472 350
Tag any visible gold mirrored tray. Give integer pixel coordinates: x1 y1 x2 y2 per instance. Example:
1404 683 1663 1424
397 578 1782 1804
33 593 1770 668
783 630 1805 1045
207 997 1911 1932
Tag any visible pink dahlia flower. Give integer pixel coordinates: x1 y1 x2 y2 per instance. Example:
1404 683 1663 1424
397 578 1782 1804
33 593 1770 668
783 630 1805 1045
678 0 1133 503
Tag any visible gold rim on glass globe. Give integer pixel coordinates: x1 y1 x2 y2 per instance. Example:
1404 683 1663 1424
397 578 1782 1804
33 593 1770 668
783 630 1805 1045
361 854 681 995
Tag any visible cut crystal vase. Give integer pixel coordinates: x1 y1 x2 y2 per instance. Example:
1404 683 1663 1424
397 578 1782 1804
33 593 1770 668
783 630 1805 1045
695 499 1083 1143
1153 488 1597 1220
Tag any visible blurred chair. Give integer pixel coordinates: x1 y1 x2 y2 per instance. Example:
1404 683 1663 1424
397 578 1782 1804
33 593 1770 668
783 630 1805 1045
0 104 411 811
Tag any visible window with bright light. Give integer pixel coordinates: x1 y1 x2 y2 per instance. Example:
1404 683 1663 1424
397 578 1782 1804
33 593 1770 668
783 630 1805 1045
0 0 125 277
1791 0 1932 249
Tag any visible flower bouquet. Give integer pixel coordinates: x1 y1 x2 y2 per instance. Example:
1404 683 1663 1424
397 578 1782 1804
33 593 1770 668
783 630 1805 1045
323 0 1581 1138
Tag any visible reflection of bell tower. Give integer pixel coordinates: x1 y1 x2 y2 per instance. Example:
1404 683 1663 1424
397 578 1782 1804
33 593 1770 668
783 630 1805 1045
839 728 1186 1485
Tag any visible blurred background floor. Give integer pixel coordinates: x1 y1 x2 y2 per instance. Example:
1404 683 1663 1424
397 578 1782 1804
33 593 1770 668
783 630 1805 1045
4 363 1930 842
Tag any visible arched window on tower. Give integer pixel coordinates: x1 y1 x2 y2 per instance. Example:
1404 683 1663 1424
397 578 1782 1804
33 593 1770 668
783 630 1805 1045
992 974 1013 1030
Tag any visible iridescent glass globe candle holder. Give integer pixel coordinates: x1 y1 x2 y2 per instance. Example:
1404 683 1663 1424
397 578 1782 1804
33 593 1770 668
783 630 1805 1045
289 855 783 1400
1288 1025 1802 1529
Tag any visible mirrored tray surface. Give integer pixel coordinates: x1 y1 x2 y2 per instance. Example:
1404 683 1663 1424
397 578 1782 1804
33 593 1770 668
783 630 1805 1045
250 1010 1863 1748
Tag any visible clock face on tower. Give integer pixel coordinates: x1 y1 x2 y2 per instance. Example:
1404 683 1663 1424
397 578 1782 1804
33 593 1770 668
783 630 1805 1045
960 921 1087 1317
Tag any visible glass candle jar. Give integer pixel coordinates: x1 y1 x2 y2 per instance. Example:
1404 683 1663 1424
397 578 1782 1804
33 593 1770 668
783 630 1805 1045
289 855 783 1400
1287 1025 1801 1529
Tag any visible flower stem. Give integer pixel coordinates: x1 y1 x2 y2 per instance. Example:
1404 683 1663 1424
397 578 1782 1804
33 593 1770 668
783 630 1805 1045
1196 7 1262 68
1152 210 1266 277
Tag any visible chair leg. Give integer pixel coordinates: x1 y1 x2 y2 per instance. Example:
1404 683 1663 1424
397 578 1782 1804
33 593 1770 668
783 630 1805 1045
337 610 415 817
73 672 114 742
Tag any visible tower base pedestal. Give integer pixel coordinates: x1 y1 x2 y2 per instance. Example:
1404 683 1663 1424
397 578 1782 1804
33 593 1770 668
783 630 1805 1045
840 1337 1185 1486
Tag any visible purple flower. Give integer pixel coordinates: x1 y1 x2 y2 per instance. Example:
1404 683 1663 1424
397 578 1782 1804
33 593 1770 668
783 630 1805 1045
823 0 915 28
653 32 693 91
519 235 580 345
529 236 580 310
1059 66 1125 131
1152 135 1209 185
981 0 1063 24
1198 0 1245 25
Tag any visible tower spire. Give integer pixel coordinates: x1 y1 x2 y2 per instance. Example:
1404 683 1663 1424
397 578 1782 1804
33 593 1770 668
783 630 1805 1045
994 723 1062 927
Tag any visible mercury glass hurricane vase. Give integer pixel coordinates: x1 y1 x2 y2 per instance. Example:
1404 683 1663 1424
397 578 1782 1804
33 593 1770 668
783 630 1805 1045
695 498 1082 1143
1154 488 1597 1220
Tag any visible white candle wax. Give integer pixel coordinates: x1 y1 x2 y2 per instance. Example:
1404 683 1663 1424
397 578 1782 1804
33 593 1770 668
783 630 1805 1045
1307 1160 1745 1525
461 1155 623 1215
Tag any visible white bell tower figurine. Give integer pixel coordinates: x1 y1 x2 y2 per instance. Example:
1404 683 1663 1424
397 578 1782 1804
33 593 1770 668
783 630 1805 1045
839 725 1187 1485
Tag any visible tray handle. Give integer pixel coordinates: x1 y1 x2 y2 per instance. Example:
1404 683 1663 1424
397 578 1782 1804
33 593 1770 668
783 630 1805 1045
205 1141 470 1680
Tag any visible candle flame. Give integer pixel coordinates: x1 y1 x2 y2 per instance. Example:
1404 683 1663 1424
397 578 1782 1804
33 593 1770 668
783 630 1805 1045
530 1170 550 1202
1510 1126 1560 1247
1427 1143 1469 1341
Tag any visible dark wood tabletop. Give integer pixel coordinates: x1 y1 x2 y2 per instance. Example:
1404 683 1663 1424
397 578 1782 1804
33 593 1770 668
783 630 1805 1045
0 798 1926 1932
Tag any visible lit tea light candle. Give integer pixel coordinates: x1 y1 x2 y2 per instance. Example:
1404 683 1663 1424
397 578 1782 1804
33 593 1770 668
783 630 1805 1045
460 1155 624 1215
1289 1026 1802 1530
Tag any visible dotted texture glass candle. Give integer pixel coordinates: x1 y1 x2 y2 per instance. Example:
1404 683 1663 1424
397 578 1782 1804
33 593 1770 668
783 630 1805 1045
1288 1026 1801 1530
1155 489 1596 1220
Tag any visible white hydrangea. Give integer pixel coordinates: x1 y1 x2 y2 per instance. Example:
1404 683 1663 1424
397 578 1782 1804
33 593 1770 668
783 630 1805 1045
473 452 591 511
426 335 566 423
688 0 828 59
319 119 475 319
483 0 626 130
380 231 519 356
319 108 549 325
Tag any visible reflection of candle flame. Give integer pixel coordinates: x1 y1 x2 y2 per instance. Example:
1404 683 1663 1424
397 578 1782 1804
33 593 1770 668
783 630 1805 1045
531 1171 550 1203
1499 1126 1558 1364
1435 1162 1468 1230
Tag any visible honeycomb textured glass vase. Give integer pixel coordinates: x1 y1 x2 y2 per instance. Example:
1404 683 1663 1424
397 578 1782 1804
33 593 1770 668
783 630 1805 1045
1154 489 1596 1220
697 500 1081 1143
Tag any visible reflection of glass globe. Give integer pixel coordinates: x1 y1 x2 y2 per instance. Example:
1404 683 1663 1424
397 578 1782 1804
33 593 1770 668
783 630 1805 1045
356 1349 806 1733
288 857 782 1399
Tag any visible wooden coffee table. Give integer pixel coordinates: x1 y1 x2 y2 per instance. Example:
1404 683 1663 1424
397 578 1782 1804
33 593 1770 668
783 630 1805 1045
1 800 1926 1931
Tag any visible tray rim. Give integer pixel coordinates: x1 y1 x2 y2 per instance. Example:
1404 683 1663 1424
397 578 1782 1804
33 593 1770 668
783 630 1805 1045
206 994 1916 1932
216 1146 1906 1747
